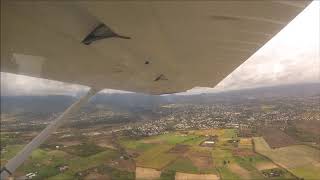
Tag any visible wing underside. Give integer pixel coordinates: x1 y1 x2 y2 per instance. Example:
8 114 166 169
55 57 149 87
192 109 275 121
1 0 311 94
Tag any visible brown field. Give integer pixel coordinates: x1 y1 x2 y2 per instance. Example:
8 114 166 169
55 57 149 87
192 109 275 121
239 138 252 148
135 167 161 180
187 151 214 170
111 159 135 172
96 142 117 150
169 144 190 154
255 162 278 170
232 148 255 157
84 173 110 180
0 159 7 166
260 128 296 148
229 163 250 179
127 149 140 158
295 120 320 136
175 172 219 180
239 128 254 137
95 137 117 149
59 140 82 147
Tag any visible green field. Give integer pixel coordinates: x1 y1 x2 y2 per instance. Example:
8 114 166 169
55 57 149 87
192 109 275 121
217 166 241 180
128 129 221 177
47 172 74 180
291 164 320 180
0 132 24 148
46 148 119 179
119 137 154 152
160 170 176 180
2 143 119 180
254 137 320 179
181 136 207 146
136 144 178 169
209 133 297 180
67 149 119 172
1 144 25 162
62 142 105 157
142 132 199 145
3 129 318 180
119 132 197 151
164 157 198 173
233 156 268 179
16 149 72 179
222 129 238 139
121 132 202 169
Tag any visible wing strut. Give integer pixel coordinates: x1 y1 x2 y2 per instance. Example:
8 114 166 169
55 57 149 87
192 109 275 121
0 88 98 179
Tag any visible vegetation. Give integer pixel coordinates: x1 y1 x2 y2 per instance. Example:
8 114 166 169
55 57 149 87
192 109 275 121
211 148 233 167
160 170 176 180
217 167 241 180
62 142 105 157
181 136 207 146
222 129 238 139
143 132 199 145
67 149 119 172
254 137 320 179
15 147 117 179
1 144 24 161
2 128 318 180
233 156 265 179
17 149 69 179
119 138 154 152
261 168 296 180
291 164 320 180
47 172 74 180
97 165 135 180
136 144 178 169
164 157 198 173
0 132 24 148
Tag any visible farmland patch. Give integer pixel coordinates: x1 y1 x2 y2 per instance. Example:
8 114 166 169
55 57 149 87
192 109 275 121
135 167 161 180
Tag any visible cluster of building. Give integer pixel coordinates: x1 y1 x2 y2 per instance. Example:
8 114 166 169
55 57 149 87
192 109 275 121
1 96 319 138
123 96 319 137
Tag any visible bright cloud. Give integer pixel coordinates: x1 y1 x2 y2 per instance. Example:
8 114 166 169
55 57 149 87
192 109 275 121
185 1 319 94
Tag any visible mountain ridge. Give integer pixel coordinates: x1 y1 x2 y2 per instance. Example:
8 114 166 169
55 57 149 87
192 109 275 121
1 83 319 113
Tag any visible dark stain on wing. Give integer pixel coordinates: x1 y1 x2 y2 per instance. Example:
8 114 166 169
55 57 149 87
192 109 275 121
154 74 168 81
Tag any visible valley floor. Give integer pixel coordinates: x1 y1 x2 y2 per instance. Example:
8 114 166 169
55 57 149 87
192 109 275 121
2 128 319 180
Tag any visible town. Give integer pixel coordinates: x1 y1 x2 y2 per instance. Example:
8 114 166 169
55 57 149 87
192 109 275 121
1 93 319 179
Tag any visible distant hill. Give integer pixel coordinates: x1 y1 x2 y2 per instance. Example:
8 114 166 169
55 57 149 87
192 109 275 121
169 82 320 103
1 95 76 113
1 83 319 113
214 82 320 99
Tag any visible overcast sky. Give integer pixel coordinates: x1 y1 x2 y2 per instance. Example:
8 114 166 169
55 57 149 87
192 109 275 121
1 1 319 96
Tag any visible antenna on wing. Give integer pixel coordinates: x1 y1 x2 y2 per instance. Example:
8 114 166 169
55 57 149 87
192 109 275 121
82 24 131 45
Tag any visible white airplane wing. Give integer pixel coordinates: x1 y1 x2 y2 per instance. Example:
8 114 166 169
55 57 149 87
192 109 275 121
0 1 312 178
1 0 311 94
